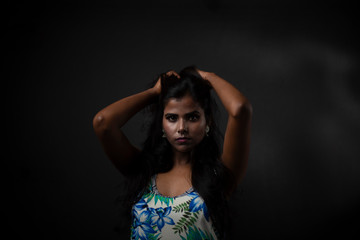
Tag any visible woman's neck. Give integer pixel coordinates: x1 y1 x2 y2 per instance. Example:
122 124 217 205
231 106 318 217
172 151 192 167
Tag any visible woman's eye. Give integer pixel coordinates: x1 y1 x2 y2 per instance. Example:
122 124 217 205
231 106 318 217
188 115 199 121
166 115 177 122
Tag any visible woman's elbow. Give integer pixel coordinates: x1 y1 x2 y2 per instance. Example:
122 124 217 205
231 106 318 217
231 101 253 119
93 112 110 134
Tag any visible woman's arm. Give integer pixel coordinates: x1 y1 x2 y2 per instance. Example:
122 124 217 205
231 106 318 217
197 69 253 186
92 77 162 175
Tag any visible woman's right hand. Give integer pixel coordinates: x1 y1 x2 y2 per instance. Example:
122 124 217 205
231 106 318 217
153 70 180 95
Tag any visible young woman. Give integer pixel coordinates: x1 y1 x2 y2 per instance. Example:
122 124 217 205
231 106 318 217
93 66 252 239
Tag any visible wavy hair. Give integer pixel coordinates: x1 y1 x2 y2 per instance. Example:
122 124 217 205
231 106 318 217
120 66 234 239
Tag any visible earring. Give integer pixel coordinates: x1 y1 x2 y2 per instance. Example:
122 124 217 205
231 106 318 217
162 129 166 138
205 125 210 136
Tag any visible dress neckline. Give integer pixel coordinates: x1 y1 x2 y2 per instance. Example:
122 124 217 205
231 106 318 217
151 174 194 199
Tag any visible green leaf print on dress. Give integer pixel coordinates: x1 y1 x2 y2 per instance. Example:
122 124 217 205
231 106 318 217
172 195 204 236
180 226 215 240
143 183 174 206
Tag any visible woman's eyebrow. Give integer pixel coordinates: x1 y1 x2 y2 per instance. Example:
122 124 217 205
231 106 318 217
164 111 200 117
164 113 178 117
185 111 201 116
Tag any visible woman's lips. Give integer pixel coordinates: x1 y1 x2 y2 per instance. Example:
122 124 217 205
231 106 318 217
175 137 191 143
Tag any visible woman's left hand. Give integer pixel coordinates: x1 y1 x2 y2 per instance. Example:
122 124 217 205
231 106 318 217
196 68 217 81
195 68 209 80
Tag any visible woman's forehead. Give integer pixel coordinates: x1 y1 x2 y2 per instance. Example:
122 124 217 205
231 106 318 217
164 95 203 113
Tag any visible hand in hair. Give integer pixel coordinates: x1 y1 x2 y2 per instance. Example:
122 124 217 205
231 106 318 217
194 68 212 80
153 70 180 95
193 68 215 89
166 70 180 78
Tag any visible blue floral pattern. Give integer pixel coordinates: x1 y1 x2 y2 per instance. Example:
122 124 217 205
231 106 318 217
132 210 156 240
188 192 209 221
130 175 218 240
149 207 175 231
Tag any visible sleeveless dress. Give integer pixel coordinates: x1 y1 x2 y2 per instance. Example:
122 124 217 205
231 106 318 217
130 175 219 240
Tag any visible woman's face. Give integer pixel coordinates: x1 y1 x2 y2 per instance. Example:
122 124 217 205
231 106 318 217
162 94 207 154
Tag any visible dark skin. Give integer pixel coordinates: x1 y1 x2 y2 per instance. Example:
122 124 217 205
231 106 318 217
93 69 252 197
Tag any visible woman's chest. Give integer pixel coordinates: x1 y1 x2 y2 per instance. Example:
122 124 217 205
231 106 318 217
155 171 192 198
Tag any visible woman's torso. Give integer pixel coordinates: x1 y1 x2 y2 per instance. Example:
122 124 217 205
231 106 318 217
130 174 219 240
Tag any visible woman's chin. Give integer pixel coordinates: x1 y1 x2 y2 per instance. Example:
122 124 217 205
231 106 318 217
172 145 194 154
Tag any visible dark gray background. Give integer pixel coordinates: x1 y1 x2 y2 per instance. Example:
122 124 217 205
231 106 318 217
6 0 359 239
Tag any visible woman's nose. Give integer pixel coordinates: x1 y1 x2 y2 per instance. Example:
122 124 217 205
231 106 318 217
178 119 188 134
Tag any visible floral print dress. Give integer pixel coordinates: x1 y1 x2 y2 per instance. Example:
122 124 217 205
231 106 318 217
130 175 218 240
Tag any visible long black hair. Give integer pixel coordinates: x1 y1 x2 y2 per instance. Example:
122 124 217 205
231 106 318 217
120 66 234 239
